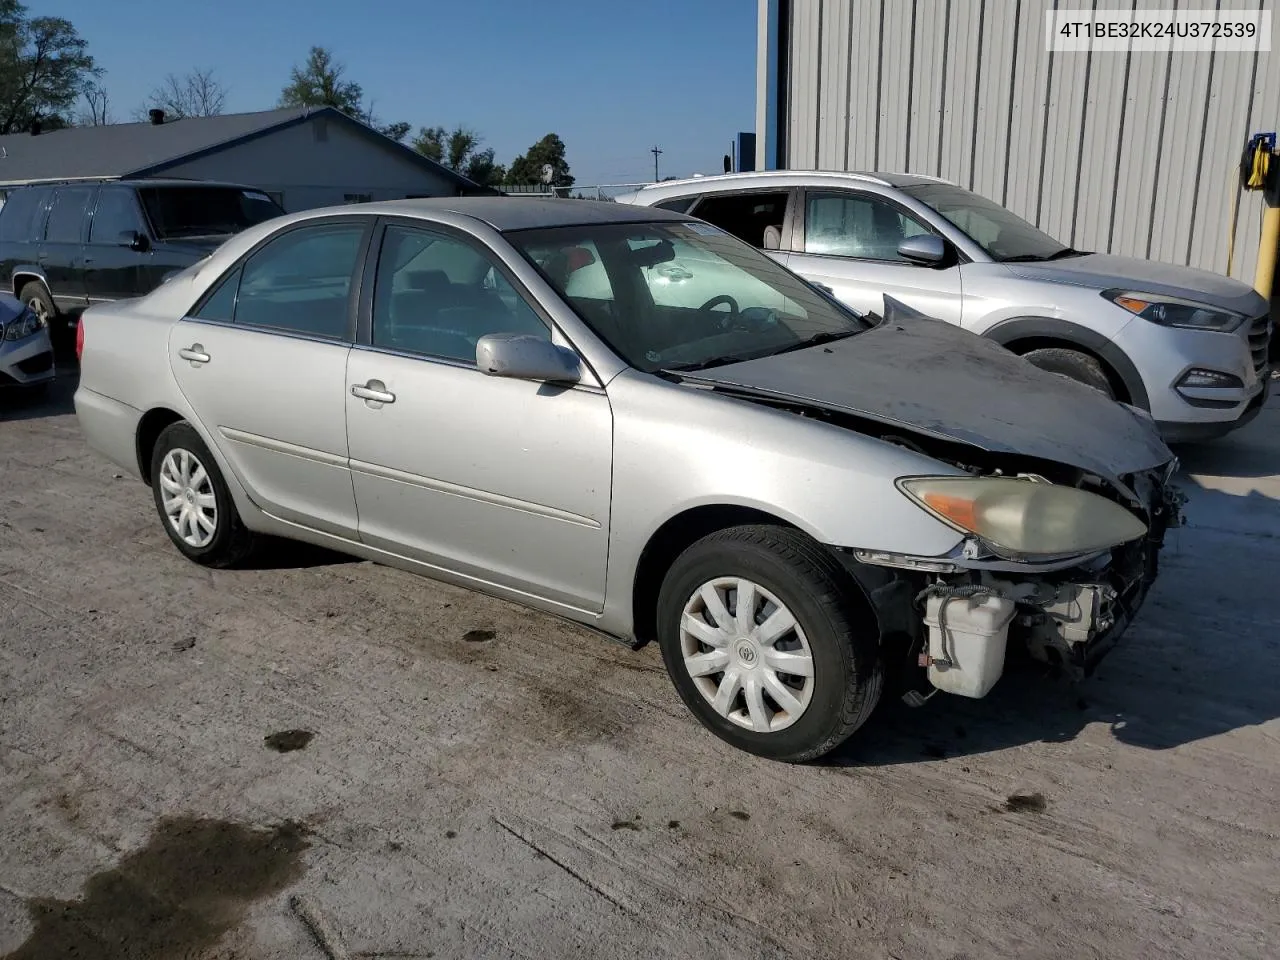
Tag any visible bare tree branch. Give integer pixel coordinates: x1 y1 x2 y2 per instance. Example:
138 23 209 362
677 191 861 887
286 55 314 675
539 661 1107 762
141 68 226 120
77 81 111 125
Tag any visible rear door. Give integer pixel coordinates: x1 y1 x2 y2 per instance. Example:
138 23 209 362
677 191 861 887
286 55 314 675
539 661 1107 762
39 186 94 312
787 189 963 323
84 186 150 303
169 217 372 539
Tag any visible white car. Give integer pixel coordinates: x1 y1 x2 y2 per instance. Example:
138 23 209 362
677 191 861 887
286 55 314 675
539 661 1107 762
619 171 1272 443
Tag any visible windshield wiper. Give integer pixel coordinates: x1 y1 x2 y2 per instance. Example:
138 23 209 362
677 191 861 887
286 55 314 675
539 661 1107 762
769 329 859 355
1000 247 1081 263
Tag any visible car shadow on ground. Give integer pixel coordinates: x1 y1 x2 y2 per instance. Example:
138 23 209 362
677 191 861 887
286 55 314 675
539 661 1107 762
0 364 77 422
240 538 357 570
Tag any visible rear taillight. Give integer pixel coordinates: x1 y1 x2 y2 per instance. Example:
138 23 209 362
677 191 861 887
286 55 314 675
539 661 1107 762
75 318 84 360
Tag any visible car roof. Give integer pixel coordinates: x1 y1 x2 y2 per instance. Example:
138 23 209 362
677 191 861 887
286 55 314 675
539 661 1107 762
626 169 954 199
9 177 276 192
291 196 694 232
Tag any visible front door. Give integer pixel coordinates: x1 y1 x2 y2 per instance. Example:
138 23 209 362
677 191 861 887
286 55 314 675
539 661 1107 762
787 190 964 324
168 218 372 538
84 186 150 303
345 221 613 612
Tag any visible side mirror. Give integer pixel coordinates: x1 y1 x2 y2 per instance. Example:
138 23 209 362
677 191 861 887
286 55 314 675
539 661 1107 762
476 334 581 384
119 230 150 252
897 234 947 266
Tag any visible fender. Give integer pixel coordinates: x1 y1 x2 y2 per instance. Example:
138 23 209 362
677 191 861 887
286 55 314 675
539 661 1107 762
984 315 1149 411
10 265 49 296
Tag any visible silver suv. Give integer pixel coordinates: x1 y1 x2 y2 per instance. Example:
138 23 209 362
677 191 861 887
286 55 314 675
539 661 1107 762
619 171 1272 442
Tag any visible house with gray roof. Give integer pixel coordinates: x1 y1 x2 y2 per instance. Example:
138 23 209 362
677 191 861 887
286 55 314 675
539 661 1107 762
0 106 487 211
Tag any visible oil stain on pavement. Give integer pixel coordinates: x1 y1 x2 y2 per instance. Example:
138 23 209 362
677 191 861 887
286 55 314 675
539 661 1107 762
263 729 315 753
1 816 311 960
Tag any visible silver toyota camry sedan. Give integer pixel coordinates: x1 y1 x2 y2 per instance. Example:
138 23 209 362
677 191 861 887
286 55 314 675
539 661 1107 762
75 198 1183 762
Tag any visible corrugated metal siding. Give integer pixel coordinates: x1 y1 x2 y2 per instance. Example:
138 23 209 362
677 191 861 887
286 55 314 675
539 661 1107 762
781 0 1280 281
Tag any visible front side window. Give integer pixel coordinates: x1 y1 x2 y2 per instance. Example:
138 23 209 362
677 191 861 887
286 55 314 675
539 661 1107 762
902 183 1073 262
44 187 94 244
689 191 790 247
138 186 284 240
371 224 548 363
220 222 366 338
804 192 931 261
89 188 144 243
512 220 867 374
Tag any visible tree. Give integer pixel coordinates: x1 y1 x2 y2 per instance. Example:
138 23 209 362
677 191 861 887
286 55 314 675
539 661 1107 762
411 125 505 188
506 134 574 188
0 1 98 134
279 46 363 116
141 68 226 119
378 120 410 142
76 79 111 125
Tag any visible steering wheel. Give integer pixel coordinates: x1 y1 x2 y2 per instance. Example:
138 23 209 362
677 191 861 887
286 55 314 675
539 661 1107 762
699 294 741 328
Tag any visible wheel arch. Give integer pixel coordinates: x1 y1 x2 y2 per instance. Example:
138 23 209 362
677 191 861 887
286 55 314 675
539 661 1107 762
135 407 186 485
13 269 50 300
985 315 1149 410
629 504 876 650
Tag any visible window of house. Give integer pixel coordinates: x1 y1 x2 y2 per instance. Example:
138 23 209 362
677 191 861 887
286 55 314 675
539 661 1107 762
371 224 548 363
803 192 931 261
688 191 790 247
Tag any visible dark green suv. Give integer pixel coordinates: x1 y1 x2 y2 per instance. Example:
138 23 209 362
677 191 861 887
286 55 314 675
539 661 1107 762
0 178 285 349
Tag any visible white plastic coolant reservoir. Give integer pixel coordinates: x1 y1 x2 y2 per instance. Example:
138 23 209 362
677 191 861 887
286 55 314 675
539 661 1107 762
923 594 1017 698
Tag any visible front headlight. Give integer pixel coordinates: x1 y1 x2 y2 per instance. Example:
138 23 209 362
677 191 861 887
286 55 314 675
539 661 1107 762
897 476 1148 558
1102 289 1246 333
2 306 44 341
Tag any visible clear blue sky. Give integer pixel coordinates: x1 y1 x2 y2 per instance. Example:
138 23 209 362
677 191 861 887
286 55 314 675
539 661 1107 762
45 0 757 186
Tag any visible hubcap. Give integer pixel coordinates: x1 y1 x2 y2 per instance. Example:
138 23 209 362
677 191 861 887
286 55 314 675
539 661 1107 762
158 448 217 548
27 297 48 322
679 577 815 733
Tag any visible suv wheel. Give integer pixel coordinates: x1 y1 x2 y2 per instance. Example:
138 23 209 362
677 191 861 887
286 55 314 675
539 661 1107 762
150 422 257 567
1021 347 1115 399
656 524 883 762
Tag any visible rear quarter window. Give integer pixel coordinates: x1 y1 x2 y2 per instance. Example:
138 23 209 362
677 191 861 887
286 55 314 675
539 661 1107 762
0 189 47 242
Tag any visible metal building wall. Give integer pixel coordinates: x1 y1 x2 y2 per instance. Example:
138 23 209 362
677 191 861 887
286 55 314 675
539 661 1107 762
771 0 1280 282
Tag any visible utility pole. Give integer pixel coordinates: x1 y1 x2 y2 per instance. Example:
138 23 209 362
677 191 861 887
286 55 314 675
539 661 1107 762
650 145 663 183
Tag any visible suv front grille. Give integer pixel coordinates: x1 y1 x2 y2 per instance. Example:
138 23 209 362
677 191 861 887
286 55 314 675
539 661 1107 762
1247 314 1271 377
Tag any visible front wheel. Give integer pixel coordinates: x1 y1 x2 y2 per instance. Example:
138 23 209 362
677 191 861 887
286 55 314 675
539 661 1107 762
150 421 257 567
1021 347 1115 399
656 525 883 762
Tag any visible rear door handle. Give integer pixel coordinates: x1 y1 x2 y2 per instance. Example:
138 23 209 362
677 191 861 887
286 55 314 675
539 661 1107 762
178 344 210 364
351 380 395 404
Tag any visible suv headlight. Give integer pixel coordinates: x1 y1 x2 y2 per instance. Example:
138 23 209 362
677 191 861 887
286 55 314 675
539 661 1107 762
3 306 45 341
897 476 1147 558
1102 289 1246 333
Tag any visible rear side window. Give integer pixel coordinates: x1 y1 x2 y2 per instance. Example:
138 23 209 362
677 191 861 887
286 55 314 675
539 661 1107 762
689 191 789 247
44 187 94 243
0 188 46 242
226 222 366 338
653 197 696 213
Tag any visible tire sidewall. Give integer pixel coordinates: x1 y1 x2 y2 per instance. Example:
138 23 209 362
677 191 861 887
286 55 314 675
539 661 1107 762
150 422 239 563
1023 348 1114 398
656 535 862 760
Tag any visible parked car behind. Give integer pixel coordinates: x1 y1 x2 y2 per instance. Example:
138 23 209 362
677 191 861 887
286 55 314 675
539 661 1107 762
618 171 1272 442
75 198 1181 762
0 178 285 349
0 291 54 393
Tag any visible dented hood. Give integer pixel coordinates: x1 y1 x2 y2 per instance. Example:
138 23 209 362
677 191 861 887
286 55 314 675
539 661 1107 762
685 313 1173 482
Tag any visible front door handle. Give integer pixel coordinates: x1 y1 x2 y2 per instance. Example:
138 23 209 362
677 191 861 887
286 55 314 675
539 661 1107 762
178 344 210 364
351 380 395 404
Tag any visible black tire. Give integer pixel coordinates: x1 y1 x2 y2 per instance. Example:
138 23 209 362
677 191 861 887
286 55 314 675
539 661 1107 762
1021 347 1115 399
656 524 883 762
150 421 257 568
18 281 71 357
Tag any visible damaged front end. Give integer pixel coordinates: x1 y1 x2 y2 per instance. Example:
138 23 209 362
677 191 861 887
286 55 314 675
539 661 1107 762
843 457 1185 700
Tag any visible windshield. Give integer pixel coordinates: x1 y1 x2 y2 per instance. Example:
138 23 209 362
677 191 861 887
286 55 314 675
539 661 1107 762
509 221 867 373
902 183 1074 262
139 187 284 240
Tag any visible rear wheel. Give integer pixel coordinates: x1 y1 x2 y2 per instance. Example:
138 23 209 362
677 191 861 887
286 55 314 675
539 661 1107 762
656 524 882 762
17 281 67 355
1021 347 1115 399
150 421 257 567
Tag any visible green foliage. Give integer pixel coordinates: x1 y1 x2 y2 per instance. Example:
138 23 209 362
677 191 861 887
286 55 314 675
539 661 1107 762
411 125 506 188
506 133 574 188
0 0 98 134
279 46 363 115
378 120 411 143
